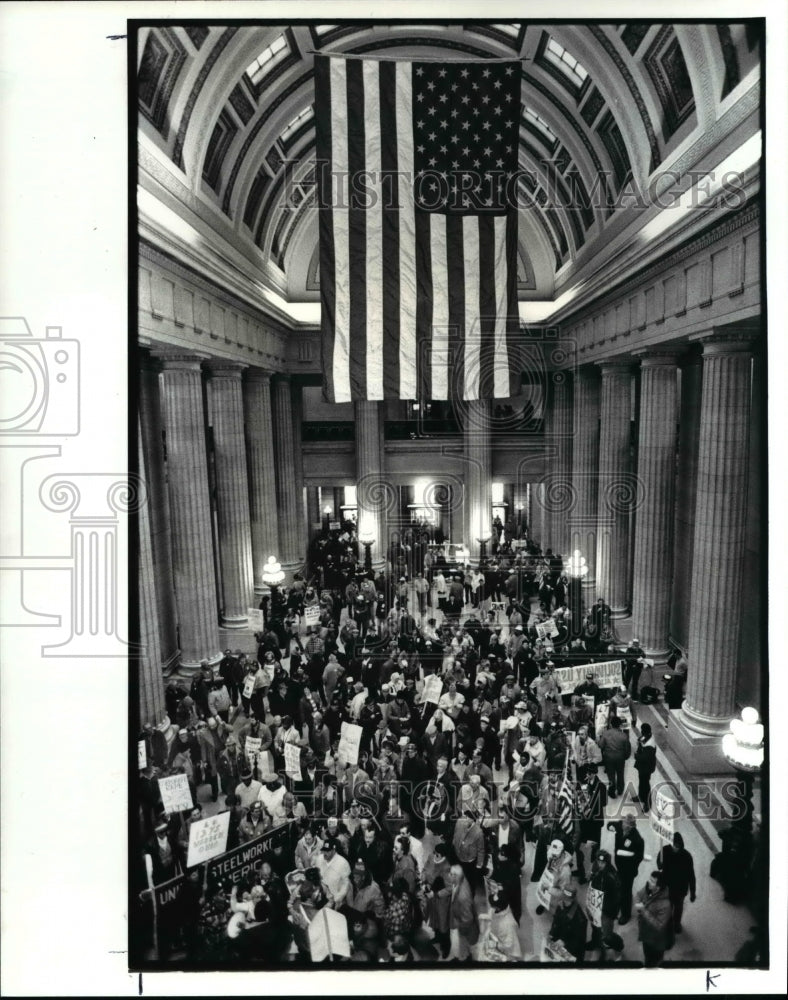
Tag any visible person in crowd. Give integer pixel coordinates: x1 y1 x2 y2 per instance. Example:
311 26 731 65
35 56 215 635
316 836 352 909
384 875 418 945
534 838 573 917
447 864 479 961
238 800 270 844
489 842 523 924
598 715 630 799
294 825 323 870
486 890 523 961
346 860 386 929
547 884 588 963
633 723 657 812
422 841 452 957
587 849 621 960
608 814 645 925
234 767 263 811
634 870 674 967
657 831 696 933
574 763 607 884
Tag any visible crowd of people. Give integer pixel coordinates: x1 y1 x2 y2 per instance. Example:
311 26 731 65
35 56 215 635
137 519 698 966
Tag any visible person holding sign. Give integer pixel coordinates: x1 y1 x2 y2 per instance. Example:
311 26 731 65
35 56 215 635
608 815 645 925
534 838 573 916
547 884 587 962
609 685 638 732
587 849 621 958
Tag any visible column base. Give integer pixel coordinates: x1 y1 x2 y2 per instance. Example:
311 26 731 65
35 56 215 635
642 645 671 664
665 706 730 774
253 583 270 599
279 560 306 586
221 614 249 629
610 605 630 620
177 649 223 677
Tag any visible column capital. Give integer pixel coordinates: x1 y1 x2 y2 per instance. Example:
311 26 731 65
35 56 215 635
689 331 757 356
596 359 636 376
632 348 683 368
206 361 247 378
245 367 274 384
152 350 211 371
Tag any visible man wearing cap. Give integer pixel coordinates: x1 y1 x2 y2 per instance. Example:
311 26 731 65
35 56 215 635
572 725 602 783
257 769 287 820
609 814 645 924
587 849 622 957
317 837 352 909
547 884 588 962
234 767 263 810
207 675 232 723
574 671 603 710
346 860 386 928
534 838 573 916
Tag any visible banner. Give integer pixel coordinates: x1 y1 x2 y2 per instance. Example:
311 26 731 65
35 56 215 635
536 868 555 910
304 605 321 627
137 740 147 770
186 811 231 868
552 659 623 692
586 885 604 927
422 673 443 705
247 608 265 630
337 721 363 766
158 773 193 814
309 906 351 962
285 743 303 782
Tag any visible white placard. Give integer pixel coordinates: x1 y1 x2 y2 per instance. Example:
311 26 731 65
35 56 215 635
304 605 320 627
337 721 363 766
247 608 265 630
595 702 610 734
137 740 147 770
329 520 341 531
650 786 679 844
308 906 351 962
536 867 555 910
242 674 256 700
422 673 443 705
186 811 231 868
158 773 194 814
586 885 604 927
244 735 262 764
285 743 303 782
616 705 632 729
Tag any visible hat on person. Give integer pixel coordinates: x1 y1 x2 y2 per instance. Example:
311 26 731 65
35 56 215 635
515 700 528 710
322 837 339 852
597 849 611 863
178 727 189 736
259 770 278 784
563 884 579 899
240 767 253 779
480 714 490 722
302 749 316 765
354 681 364 691
514 626 523 632
506 673 515 680
155 820 169 832
585 670 595 679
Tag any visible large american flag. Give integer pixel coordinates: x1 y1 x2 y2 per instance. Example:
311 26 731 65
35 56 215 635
315 54 522 403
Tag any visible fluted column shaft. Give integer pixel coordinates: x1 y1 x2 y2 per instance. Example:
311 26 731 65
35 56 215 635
355 401 386 569
544 372 574 557
631 352 680 656
272 376 304 572
209 364 254 628
139 357 178 666
138 418 166 728
243 370 279 596
596 362 634 617
158 354 221 673
570 367 601 593
464 400 492 561
680 336 754 734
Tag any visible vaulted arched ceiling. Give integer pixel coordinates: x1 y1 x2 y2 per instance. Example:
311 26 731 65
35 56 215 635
137 21 760 311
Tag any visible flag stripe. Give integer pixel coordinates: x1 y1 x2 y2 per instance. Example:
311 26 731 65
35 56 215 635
314 56 337 404
463 216 480 400
478 213 497 400
346 59 367 400
329 58 351 402
446 214 465 400
363 60 383 399
416 209 434 401
379 59 401 398
493 215 510 399
397 62 417 399
506 209 520 398
429 213 448 400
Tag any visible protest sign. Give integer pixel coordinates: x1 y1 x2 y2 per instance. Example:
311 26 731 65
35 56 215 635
536 867 555 910
309 906 351 962
285 743 303 782
337 721 363 766
244 735 262 765
304 605 320 627
536 620 559 639
138 740 147 770
586 886 604 927
329 520 341 531
186 811 231 868
616 705 632 730
257 749 274 777
242 674 256 700
595 702 609 734
422 673 443 705
158 773 193 814
581 694 596 713
247 608 264 630
650 786 679 844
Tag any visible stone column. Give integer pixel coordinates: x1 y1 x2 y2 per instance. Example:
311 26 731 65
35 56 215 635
243 370 279 597
595 361 635 617
543 372 574 558
673 334 755 766
138 418 166 728
208 363 254 629
569 367 601 596
157 353 221 673
631 351 680 658
356 401 387 569
291 382 307 542
306 487 321 535
139 354 178 668
272 375 304 575
463 399 492 560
